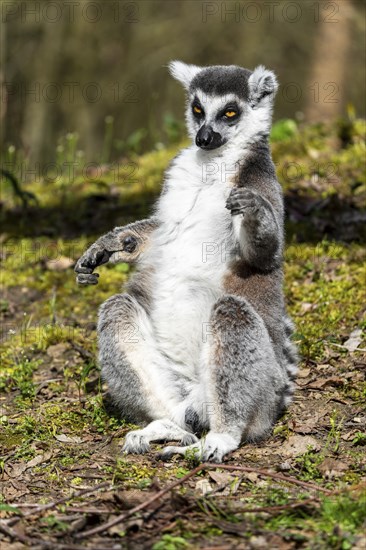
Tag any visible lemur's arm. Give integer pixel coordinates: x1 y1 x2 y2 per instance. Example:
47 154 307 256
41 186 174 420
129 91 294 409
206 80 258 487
226 186 283 271
75 218 158 285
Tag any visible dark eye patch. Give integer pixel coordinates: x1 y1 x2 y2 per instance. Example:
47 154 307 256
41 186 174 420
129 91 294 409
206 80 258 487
192 105 204 118
192 96 204 118
219 103 240 121
216 103 241 125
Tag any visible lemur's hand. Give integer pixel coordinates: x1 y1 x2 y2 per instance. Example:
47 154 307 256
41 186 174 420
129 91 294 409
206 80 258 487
75 232 138 285
226 188 271 225
74 244 110 285
226 187 282 269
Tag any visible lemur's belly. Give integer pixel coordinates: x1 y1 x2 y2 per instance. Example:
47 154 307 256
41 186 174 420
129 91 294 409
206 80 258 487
143 179 235 378
150 270 221 377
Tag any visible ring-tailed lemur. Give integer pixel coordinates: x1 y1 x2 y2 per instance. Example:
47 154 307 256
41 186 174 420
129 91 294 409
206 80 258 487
75 62 298 462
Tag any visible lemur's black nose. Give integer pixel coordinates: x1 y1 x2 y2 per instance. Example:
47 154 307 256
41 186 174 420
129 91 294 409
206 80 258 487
196 126 213 148
196 125 224 150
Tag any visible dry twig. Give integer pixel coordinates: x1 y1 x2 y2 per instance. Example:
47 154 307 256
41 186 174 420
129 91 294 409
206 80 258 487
75 462 332 539
5 481 111 527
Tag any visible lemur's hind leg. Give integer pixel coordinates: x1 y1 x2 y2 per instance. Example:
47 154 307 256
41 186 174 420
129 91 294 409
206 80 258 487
98 293 195 452
162 295 288 463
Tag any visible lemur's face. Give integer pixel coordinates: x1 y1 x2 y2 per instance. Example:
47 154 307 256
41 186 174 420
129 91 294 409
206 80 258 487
169 62 278 153
189 91 245 150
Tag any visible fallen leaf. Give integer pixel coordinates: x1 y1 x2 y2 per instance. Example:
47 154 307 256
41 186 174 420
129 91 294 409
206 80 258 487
243 471 259 483
2 480 30 500
208 471 233 486
55 434 82 444
343 329 363 352
46 256 74 271
298 368 311 379
195 479 212 495
8 463 27 478
341 430 358 441
296 377 316 387
47 343 70 359
292 423 318 434
317 363 333 370
208 471 242 495
26 451 53 469
113 490 147 509
307 376 344 389
318 458 348 479
281 435 321 458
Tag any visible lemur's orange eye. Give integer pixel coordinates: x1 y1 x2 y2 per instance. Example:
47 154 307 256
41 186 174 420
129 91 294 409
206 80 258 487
225 111 237 118
193 105 202 114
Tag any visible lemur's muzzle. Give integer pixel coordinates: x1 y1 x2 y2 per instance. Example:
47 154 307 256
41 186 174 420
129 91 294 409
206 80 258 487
196 125 224 150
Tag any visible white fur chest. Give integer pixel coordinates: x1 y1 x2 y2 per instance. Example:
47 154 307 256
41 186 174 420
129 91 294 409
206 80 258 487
142 147 237 376
148 147 236 288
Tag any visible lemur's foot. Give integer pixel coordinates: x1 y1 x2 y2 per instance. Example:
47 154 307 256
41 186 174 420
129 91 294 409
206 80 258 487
160 432 239 463
180 433 199 446
122 431 151 454
226 188 269 222
122 427 198 455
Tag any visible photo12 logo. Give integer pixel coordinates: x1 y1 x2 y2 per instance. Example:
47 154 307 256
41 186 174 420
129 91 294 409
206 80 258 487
1 81 140 106
201 2 340 24
1 2 140 24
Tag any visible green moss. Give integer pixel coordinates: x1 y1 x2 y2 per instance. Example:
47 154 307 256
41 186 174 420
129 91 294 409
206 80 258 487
152 535 191 550
271 119 298 142
0 353 41 397
263 490 366 548
285 242 366 361
111 458 156 488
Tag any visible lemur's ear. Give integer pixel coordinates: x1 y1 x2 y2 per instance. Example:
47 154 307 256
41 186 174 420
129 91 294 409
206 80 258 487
248 66 278 108
169 61 201 89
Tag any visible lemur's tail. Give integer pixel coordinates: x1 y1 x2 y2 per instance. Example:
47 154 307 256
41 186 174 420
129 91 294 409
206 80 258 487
282 315 299 406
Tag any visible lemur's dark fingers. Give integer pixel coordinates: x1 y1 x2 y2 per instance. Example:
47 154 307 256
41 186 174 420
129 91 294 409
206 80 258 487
74 263 93 274
76 273 99 285
226 198 258 212
94 249 111 265
228 187 257 197
227 190 257 205
228 189 268 209
227 188 256 199
74 253 97 273
74 235 138 279
226 196 257 206
74 248 111 274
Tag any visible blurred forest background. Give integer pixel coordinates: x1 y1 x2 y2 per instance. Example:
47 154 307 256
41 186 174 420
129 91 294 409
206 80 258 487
1 0 365 171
